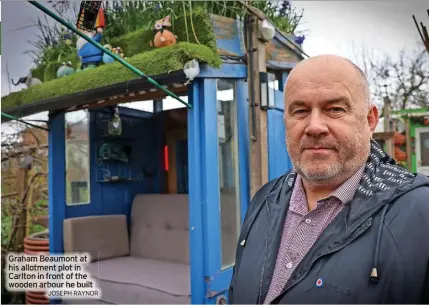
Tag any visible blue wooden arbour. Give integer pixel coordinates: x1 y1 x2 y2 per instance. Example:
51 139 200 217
41 13 302 305
47 63 295 304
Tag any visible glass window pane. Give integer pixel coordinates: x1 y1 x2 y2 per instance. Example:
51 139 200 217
65 110 90 206
217 80 241 270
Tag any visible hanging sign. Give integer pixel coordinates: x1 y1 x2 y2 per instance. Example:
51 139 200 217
76 1 102 32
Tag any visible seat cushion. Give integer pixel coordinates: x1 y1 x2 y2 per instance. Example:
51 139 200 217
63 215 129 262
84 256 190 304
130 194 190 265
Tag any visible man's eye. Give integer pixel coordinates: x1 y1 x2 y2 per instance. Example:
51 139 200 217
293 109 308 114
328 107 345 113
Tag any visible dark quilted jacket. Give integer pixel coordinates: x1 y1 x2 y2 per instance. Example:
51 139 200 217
229 140 429 304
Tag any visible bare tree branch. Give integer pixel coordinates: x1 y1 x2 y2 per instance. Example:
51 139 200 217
351 42 429 110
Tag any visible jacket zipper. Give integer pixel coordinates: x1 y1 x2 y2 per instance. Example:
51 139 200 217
272 218 372 303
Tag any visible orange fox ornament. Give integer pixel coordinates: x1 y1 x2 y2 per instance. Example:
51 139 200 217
150 15 178 48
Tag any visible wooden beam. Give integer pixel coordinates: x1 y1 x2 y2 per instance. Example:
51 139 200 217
238 0 266 20
373 132 395 141
166 128 187 194
1 192 18 199
383 98 394 156
258 38 269 186
247 12 269 198
15 167 28 252
76 86 188 111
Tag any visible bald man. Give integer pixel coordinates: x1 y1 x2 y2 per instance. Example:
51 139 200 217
229 55 429 304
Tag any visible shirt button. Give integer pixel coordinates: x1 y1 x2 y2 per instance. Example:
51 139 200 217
305 218 312 224
286 262 293 269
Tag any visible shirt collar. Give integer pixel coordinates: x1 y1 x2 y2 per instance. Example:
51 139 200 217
329 164 366 204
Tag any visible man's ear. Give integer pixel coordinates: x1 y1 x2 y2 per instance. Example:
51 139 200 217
367 104 379 134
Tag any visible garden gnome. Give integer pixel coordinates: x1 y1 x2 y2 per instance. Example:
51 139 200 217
76 8 105 69
77 27 104 69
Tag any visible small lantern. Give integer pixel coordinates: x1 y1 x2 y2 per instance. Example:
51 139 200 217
259 19 275 42
259 72 275 109
183 59 200 81
108 107 122 136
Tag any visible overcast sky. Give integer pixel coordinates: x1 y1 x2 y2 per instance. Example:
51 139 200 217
1 0 428 128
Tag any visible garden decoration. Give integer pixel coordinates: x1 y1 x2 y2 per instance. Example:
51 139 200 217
113 47 125 59
76 5 105 69
12 71 43 88
76 1 103 32
56 61 75 78
102 44 115 64
151 15 178 48
108 107 122 136
28 1 190 107
103 45 125 64
77 27 104 69
183 59 200 85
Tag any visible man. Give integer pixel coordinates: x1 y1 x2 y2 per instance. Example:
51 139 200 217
229 55 429 304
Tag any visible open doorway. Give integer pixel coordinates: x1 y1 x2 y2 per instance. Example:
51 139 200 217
62 97 192 304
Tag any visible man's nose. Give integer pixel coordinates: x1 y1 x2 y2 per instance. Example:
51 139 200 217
304 111 329 136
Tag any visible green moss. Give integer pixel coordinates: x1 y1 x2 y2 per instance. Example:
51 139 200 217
109 9 217 58
43 54 80 81
31 65 46 82
173 7 218 51
110 27 154 58
2 42 221 110
27 9 218 84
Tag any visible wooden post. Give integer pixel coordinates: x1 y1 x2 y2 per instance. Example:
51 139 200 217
26 172 34 237
405 117 413 171
246 11 269 198
15 166 29 252
383 96 394 156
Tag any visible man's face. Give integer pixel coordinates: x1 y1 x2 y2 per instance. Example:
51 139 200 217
284 56 378 184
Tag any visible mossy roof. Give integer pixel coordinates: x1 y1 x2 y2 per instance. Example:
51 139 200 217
2 43 220 111
2 10 220 113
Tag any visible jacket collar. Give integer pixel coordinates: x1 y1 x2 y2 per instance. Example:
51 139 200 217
276 139 428 203
262 140 429 302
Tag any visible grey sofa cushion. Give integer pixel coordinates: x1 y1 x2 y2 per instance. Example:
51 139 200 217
63 215 129 262
86 256 190 304
129 194 190 265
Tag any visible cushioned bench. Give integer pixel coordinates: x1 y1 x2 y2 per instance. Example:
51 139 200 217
62 194 191 304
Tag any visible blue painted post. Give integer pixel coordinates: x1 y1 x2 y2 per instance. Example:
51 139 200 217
48 113 66 254
201 79 222 303
280 71 290 92
47 113 66 305
197 63 247 79
188 80 205 304
236 80 250 225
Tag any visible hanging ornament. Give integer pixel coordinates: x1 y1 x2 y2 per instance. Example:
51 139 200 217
108 107 122 135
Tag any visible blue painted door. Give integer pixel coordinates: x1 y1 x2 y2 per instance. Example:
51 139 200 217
267 89 293 181
188 78 249 304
